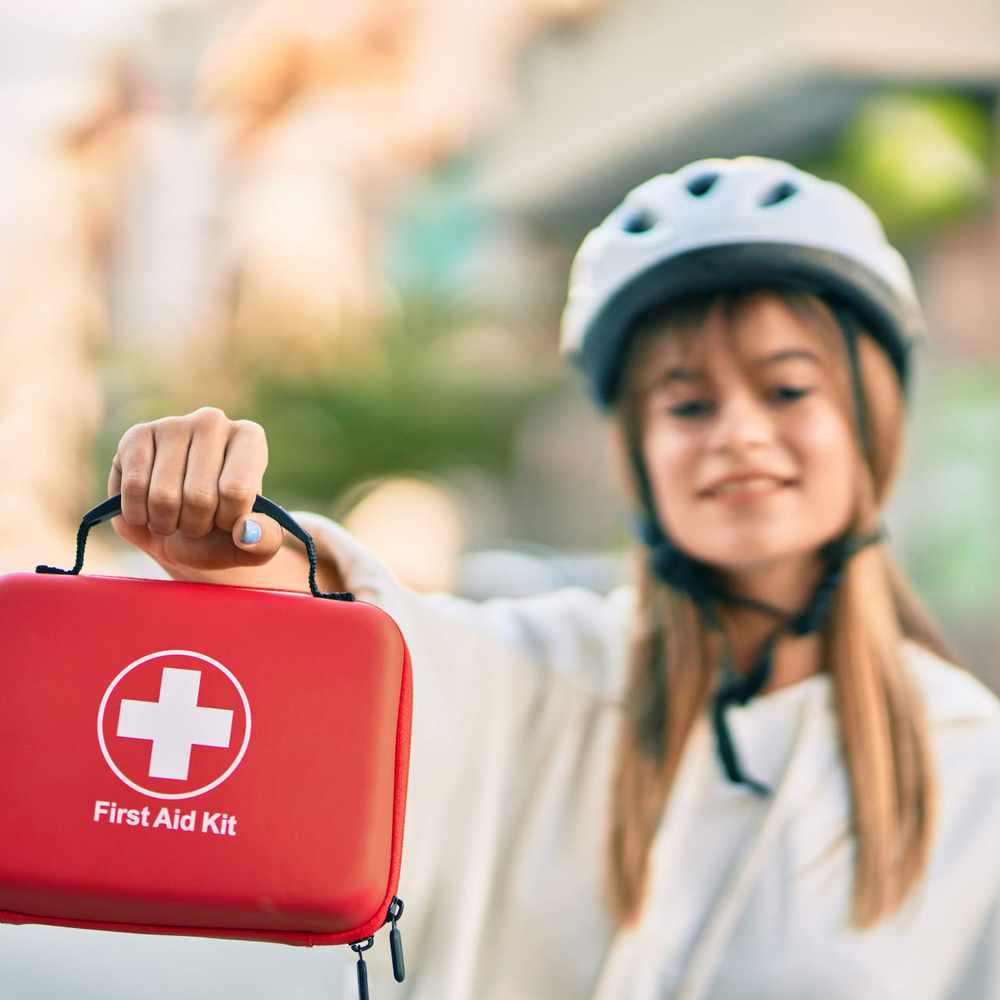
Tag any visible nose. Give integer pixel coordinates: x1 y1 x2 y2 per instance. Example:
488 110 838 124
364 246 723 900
704 386 776 453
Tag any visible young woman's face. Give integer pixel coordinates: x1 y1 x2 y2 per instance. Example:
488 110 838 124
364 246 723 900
636 292 858 578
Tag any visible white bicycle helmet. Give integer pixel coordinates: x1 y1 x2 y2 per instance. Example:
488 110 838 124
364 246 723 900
560 156 926 407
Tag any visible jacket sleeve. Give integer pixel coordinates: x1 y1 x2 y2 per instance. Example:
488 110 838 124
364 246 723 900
291 510 634 703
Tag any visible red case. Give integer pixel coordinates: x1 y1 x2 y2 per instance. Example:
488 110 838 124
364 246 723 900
0 569 412 948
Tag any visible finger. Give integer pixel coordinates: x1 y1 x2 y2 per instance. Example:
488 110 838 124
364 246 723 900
231 514 285 565
146 418 191 536
109 454 121 498
113 424 155 527
178 410 230 539
215 420 268 532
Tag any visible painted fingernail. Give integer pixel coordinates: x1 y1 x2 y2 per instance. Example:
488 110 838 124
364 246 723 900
241 519 262 545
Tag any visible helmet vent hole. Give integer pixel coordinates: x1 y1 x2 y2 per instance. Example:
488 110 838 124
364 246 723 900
621 210 657 234
760 181 798 207
686 173 719 197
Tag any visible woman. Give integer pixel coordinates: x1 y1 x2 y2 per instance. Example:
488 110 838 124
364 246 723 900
110 157 1000 998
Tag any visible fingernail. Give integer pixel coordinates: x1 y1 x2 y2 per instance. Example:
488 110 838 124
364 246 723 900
241 519 262 545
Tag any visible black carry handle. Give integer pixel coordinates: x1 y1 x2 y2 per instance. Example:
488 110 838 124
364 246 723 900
35 494 355 603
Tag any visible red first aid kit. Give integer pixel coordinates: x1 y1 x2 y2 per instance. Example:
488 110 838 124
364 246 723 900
0 495 411 997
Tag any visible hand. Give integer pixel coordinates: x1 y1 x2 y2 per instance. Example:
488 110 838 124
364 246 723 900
109 407 284 575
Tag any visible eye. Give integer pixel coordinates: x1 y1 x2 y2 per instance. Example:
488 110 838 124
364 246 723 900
667 400 713 418
769 386 812 403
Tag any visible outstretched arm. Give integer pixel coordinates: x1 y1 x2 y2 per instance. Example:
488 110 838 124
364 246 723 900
109 405 631 697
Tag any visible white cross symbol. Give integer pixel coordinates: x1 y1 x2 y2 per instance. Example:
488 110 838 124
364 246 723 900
116 667 234 781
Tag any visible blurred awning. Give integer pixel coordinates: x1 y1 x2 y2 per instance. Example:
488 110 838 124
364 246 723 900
467 0 1000 234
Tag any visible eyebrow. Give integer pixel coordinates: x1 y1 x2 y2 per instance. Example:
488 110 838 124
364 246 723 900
643 348 822 393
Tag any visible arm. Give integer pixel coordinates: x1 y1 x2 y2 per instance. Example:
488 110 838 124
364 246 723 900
294 510 634 699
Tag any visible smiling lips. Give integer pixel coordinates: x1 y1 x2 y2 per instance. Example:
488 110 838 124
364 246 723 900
702 475 795 501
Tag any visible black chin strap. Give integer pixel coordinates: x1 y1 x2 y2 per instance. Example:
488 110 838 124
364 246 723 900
638 519 886 795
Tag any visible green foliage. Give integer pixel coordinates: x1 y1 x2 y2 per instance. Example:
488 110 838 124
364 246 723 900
95 290 564 515
806 88 996 242
250 363 553 510
902 364 1000 614
255 297 560 509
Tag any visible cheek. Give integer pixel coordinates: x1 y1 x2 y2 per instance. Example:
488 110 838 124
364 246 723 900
641 423 699 520
793 407 858 500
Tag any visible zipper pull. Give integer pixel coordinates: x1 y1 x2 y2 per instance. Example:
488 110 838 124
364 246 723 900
350 936 374 1000
386 896 405 982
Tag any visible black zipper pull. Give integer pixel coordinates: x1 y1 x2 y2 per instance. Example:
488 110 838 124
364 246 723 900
386 896 405 982
350 936 374 1000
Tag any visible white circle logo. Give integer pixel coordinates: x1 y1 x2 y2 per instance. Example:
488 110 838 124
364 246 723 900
97 649 252 800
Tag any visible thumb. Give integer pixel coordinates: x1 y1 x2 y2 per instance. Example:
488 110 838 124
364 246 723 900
231 513 284 565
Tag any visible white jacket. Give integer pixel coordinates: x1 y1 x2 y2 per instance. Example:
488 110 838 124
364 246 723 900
297 513 1000 1000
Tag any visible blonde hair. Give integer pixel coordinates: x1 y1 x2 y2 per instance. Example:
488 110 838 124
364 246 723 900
606 289 962 930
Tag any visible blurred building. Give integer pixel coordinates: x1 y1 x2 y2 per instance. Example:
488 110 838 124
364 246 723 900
471 0 1000 232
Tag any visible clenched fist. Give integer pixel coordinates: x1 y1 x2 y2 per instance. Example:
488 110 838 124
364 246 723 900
109 407 284 577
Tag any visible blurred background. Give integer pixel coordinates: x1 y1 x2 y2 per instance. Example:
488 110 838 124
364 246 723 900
1 0 998 995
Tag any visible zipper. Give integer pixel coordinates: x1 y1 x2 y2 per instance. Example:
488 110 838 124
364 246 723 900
349 896 405 999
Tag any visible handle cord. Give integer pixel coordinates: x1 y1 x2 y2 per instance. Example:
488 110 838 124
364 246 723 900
36 494 355 602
